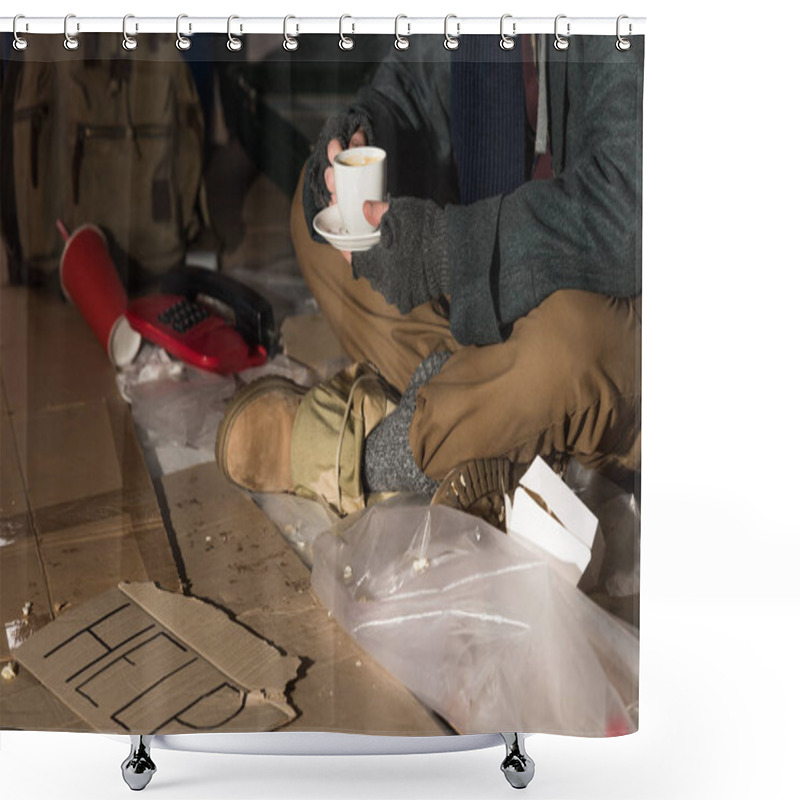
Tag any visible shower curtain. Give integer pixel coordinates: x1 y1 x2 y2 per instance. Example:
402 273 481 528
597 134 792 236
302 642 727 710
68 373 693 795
0 23 643 740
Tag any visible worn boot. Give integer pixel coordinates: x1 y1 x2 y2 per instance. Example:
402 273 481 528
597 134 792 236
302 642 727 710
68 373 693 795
215 376 306 493
216 363 397 515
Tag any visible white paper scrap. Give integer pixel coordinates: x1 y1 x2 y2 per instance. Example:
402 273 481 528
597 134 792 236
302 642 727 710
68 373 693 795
508 457 599 583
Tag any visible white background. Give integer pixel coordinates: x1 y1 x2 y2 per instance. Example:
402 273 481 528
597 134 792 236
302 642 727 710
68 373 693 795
2 1 799 799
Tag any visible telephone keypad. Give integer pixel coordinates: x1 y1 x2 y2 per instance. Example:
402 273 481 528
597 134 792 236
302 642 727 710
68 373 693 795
157 299 210 334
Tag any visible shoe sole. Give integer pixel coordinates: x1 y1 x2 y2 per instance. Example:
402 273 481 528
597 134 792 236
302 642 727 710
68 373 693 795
215 375 307 488
431 457 513 532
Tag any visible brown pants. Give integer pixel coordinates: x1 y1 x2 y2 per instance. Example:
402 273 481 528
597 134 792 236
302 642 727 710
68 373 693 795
290 172 641 482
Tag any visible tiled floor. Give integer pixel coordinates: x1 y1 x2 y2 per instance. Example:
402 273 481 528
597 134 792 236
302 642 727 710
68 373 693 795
0 65 445 734
0 285 181 680
0 187 444 735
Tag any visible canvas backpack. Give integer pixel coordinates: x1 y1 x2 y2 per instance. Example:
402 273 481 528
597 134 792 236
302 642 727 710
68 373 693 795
0 34 205 289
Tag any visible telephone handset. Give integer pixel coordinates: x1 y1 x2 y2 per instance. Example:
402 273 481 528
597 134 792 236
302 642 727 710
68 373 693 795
125 267 276 374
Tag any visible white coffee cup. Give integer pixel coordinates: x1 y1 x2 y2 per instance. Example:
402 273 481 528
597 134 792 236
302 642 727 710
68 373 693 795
333 146 387 235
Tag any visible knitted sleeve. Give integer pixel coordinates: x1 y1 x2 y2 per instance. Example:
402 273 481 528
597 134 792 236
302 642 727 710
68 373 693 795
446 36 644 346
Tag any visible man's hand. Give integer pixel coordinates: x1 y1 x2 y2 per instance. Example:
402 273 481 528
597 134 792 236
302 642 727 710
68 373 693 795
341 200 389 264
363 200 389 228
349 197 450 314
324 128 367 207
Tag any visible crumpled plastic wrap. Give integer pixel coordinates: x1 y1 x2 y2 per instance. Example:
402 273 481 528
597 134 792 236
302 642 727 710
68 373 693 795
311 502 638 737
117 345 236 452
237 353 319 388
251 492 338 569
116 346 321 476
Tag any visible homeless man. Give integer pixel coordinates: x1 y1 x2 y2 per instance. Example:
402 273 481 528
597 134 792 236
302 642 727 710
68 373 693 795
215 34 643 519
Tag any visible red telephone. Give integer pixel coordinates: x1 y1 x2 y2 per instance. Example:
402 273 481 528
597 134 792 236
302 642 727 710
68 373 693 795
125 268 276 374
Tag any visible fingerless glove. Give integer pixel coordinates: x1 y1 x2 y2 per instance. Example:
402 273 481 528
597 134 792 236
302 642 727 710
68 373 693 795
351 197 450 314
303 107 374 233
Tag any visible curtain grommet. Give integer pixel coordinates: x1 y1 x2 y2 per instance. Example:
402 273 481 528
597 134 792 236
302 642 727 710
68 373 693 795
122 14 138 51
395 15 410 51
616 15 632 51
500 14 516 50
339 14 355 51
444 14 460 51
283 16 299 51
554 14 570 51
176 14 191 51
64 13 79 51
13 15 29 51
227 15 242 52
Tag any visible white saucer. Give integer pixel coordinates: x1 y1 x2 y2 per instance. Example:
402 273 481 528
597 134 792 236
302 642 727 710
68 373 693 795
313 205 381 252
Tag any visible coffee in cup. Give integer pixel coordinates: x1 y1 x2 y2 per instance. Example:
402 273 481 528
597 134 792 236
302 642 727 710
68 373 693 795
339 153 383 167
333 146 387 235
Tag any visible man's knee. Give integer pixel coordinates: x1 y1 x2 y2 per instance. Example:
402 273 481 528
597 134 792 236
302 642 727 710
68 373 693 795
538 291 640 464
520 291 638 388
499 290 640 464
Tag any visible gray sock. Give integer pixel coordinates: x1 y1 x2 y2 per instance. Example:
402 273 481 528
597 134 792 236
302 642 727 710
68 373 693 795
363 351 451 495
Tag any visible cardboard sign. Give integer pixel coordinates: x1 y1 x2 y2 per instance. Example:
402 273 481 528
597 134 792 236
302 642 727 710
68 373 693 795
14 582 300 734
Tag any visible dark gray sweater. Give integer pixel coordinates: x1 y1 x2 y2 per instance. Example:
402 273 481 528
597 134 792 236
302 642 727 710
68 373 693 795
304 35 644 346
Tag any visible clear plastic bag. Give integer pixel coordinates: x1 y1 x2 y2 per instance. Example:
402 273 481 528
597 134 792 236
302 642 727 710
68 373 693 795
564 459 641 599
311 502 638 736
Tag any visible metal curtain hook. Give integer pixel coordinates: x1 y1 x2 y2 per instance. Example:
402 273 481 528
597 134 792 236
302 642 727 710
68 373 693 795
554 14 570 51
339 15 354 50
227 15 242 51
64 13 79 51
616 14 632 51
176 14 191 51
122 15 138 51
395 15 410 51
444 14 460 51
500 14 516 50
13 15 28 51
283 16 298 51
